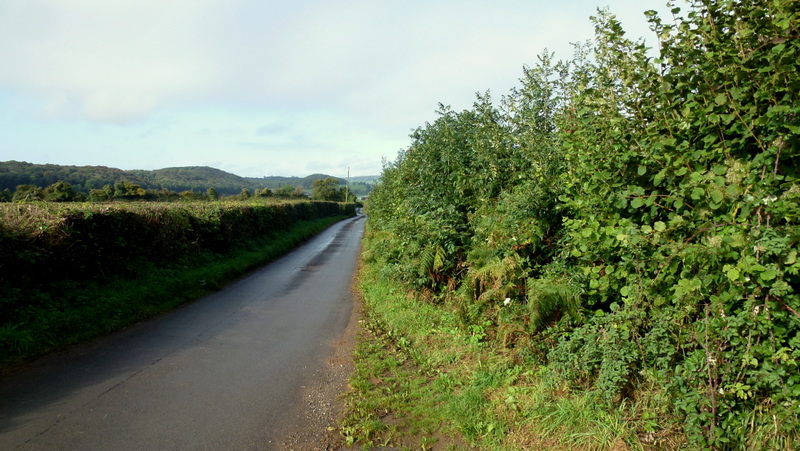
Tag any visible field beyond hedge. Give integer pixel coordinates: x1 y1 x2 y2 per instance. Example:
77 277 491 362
0 200 356 369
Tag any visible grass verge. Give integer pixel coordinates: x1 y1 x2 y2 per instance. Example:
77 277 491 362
0 215 349 372
342 262 685 450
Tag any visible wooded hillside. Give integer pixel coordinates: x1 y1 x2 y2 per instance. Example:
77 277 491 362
0 161 349 196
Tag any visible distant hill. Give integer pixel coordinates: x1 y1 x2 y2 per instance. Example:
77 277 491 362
0 161 351 196
350 175 380 184
242 173 347 190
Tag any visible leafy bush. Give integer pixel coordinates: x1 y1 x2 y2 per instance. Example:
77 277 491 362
363 0 799 447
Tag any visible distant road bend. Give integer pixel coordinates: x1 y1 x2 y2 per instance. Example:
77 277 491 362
0 213 366 450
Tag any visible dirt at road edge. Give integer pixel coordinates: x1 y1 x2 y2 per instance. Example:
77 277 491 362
275 279 363 451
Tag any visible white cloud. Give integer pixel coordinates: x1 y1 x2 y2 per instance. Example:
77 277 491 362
0 0 667 123
0 0 226 121
0 0 684 177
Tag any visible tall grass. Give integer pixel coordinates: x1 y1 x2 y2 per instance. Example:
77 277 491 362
343 261 663 450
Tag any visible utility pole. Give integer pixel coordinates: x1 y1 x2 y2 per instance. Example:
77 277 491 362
345 167 350 202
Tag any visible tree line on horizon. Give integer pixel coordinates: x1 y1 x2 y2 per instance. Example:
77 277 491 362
0 161 372 202
2 178 360 203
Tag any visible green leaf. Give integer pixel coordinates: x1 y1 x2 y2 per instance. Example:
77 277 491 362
726 268 740 281
654 221 666 232
691 187 705 200
637 165 647 176
760 269 777 281
710 189 724 204
726 185 742 197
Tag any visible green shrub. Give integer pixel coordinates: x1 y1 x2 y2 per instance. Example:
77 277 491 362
362 0 799 447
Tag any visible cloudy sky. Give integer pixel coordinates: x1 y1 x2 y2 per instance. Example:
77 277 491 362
0 0 683 178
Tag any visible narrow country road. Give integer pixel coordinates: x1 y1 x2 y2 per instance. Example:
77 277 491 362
0 213 365 450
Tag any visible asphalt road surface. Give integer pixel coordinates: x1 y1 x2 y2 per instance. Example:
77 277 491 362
0 213 365 450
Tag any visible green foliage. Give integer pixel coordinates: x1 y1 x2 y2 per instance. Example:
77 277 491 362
42 181 84 202
0 161 135 193
362 0 800 448
526 277 581 333
0 200 355 353
274 184 306 199
311 177 342 201
0 213 349 368
113 180 146 199
0 161 348 198
88 184 115 201
349 259 641 450
252 187 270 198
11 185 43 202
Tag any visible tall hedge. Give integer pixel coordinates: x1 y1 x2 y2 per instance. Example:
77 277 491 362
364 0 798 447
1 200 353 295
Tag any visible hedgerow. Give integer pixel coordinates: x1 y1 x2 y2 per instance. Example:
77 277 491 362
364 0 798 448
0 200 354 354
1 200 351 286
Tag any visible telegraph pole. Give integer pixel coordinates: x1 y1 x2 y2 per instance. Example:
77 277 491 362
345 167 350 202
